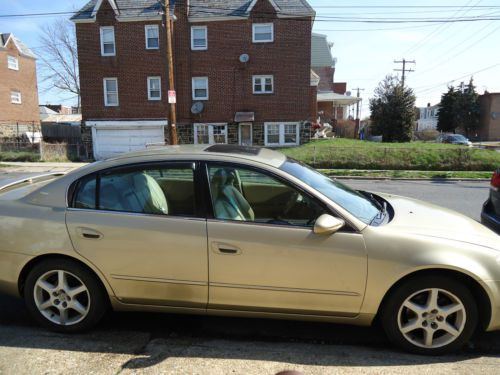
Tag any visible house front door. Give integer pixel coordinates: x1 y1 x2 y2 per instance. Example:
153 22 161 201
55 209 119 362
239 123 252 146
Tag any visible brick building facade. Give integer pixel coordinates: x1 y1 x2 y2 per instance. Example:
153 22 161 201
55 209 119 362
478 92 500 141
72 0 316 160
0 33 40 139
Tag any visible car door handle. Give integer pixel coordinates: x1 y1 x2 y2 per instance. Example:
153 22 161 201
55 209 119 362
76 227 103 240
212 242 241 255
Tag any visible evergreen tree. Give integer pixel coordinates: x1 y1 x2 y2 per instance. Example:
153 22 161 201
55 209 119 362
460 78 481 137
369 75 416 142
437 78 481 136
437 86 459 133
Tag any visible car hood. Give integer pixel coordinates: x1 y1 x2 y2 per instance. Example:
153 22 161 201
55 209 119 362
377 192 500 251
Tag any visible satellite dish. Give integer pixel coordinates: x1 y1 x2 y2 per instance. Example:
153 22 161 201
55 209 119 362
346 91 351 96
239 53 250 63
191 101 204 114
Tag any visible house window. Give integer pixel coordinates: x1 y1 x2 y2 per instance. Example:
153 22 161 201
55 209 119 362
192 77 208 100
103 78 119 106
194 123 227 145
100 26 115 56
191 26 207 50
7 56 19 70
145 25 159 49
252 23 273 43
10 91 22 104
264 123 299 146
147 76 161 100
253 75 273 94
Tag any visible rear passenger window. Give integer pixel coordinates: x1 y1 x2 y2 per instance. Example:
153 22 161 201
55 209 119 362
72 166 196 217
73 174 96 209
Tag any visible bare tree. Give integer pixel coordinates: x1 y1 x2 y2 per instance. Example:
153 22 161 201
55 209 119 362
38 19 80 110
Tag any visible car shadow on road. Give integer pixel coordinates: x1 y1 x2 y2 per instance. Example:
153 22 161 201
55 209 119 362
1 293 499 371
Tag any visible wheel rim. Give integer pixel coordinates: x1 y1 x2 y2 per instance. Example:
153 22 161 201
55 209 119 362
33 270 91 326
397 288 466 349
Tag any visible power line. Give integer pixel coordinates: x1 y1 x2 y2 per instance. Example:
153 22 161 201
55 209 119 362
403 0 482 55
413 62 500 94
413 22 500 78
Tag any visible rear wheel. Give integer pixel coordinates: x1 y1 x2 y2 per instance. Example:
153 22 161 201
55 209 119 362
381 276 477 355
24 259 107 332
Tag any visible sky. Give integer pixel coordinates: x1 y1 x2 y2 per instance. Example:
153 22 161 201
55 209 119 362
2 0 500 118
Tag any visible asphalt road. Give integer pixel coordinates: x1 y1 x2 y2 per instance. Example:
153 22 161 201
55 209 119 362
0 173 498 374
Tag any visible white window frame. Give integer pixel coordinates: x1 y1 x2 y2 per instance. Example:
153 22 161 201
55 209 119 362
103 78 119 107
100 26 116 56
192 77 209 100
145 25 160 50
252 23 274 43
191 26 207 50
194 123 228 145
264 122 300 147
253 75 274 94
10 91 22 104
147 76 162 101
7 55 19 70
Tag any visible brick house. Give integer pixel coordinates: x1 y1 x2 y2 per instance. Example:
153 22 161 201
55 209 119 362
72 0 316 160
311 33 359 124
0 33 40 139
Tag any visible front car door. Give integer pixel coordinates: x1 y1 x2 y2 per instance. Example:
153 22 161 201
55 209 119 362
65 162 208 308
205 163 367 317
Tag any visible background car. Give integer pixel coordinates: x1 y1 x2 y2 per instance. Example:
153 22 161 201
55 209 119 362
481 168 500 234
0 145 499 356
436 133 473 146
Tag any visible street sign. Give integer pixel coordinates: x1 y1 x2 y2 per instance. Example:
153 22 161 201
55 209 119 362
168 90 176 104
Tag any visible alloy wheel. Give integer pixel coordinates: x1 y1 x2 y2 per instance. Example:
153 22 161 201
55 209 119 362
33 270 91 326
397 287 466 349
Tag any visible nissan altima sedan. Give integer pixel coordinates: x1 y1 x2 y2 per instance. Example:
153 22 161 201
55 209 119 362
0 145 499 355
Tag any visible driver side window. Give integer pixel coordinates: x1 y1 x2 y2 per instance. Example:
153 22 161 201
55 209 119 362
208 165 325 227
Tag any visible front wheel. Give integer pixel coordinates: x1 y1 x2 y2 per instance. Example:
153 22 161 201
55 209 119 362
24 259 108 333
381 276 478 355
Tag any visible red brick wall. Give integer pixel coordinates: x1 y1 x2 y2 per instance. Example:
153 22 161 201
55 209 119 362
174 0 313 124
76 0 313 124
76 0 169 121
0 40 40 128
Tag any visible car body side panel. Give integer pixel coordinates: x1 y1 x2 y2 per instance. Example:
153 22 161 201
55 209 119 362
66 209 209 308
207 220 367 316
360 227 500 330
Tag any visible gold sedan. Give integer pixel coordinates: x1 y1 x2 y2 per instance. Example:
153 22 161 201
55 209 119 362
0 145 499 355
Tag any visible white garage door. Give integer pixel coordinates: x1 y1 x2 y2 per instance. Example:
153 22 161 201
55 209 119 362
93 126 164 160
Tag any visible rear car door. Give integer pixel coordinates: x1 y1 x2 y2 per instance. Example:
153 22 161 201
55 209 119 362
205 163 367 317
65 162 208 308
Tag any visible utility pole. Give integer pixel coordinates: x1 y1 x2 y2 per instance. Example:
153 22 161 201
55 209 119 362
352 87 365 120
394 58 416 87
165 0 178 145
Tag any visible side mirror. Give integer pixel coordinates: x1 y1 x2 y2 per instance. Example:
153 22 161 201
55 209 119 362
313 214 345 235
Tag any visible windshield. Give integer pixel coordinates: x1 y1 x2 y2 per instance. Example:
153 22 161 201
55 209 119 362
449 135 467 141
280 158 380 224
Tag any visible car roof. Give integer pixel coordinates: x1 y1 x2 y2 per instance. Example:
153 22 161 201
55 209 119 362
100 144 288 169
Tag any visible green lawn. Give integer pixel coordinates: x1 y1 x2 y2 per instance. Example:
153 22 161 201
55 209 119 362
320 169 492 179
0 151 41 162
282 139 500 171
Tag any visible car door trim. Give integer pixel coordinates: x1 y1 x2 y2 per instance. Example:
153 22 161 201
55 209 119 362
210 282 360 296
110 274 208 286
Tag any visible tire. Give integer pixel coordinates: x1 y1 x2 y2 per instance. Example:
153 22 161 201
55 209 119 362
24 259 108 333
381 275 478 355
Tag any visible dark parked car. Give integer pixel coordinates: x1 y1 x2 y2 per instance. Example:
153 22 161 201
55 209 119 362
481 169 500 234
436 134 472 146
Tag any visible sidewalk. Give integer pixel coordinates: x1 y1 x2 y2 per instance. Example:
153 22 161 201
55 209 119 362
0 162 87 173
